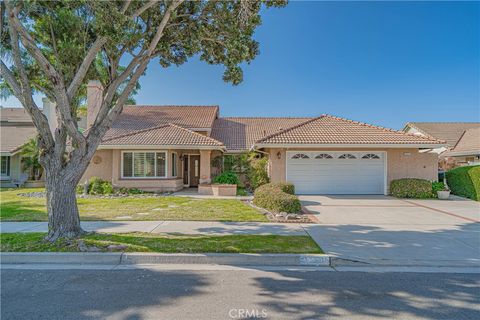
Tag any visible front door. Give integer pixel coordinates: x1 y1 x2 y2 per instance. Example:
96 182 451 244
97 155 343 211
189 155 200 187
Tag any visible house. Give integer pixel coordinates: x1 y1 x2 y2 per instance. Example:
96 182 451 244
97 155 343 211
0 107 38 186
403 122 480 169
0 98 73 187
441 128 480 167
69 82 444 195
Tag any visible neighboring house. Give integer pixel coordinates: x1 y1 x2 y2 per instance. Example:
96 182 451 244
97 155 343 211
0 108 38 186
442 128 480 167
0 99 65 187
403 122 480 169
67 82 443 195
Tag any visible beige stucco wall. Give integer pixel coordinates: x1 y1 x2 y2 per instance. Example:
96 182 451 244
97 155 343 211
266 147 438 194
82 148 220 192
81 149 113 183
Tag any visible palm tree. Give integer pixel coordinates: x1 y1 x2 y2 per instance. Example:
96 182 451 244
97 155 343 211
20 138 43 181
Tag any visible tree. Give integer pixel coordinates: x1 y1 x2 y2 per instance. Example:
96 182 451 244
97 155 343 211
0 0 286 241
20 137 43 181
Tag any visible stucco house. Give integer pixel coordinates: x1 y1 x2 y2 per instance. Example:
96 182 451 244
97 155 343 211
403 122 480 169
0 107 38 186
72 82 444 195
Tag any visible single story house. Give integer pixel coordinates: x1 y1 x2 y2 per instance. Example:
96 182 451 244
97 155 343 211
0 107 39 186
403 122 480 170
69 82 444 195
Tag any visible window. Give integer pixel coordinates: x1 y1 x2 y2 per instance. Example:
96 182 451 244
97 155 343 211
315 153 333 159
122 152 167 178
0 156 10 176
291 153 310 159
338 154 356 159
362 153 380 159
171 153 177 177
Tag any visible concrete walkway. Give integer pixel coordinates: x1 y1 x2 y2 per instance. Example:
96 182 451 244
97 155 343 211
0 221 307 236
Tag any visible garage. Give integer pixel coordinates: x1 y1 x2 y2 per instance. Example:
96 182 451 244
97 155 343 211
286 151 386 194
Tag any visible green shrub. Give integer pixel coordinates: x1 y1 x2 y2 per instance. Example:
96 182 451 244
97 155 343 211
213 171 240 185
446 165 480 201
127 188 145 195
432 181 447 193
390 178 434 199
248 156 270 189
253 183 301 213
87 177 113 195
271 182 295 195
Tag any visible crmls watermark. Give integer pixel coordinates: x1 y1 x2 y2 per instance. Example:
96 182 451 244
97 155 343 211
228 308 268 319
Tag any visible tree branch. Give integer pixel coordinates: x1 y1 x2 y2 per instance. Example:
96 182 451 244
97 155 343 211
132 0 157 18
67 37 107 100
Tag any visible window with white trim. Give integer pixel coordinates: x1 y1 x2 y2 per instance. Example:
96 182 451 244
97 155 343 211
315 153 333 159
338 154 356 159
171 153 177 177
291 153 310 159
362 153 380 159
122 152 166 178
0 156 10 176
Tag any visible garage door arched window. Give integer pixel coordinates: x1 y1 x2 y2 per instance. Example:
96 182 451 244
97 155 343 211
362 153 380 159
338 153 356 159
315 153 333 159
291 153 310 159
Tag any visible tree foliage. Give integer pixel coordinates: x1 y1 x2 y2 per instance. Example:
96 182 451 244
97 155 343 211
0 0 286 240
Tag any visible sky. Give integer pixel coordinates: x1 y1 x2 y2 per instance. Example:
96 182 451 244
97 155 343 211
2 1 479 130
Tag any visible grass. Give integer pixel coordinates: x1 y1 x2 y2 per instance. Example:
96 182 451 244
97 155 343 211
0 188 267 222
0 232 323 254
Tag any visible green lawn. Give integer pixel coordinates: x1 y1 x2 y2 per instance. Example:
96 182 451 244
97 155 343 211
0 232 322 254
0 188 267 222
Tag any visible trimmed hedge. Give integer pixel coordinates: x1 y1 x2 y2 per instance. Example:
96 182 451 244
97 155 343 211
390 178 434 199
253 182 301 213
446 165 480 201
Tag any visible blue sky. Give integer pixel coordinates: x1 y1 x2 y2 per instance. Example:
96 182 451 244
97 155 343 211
2 1 479 130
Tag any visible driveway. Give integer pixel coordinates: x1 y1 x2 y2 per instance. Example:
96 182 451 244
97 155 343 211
300 195 480 267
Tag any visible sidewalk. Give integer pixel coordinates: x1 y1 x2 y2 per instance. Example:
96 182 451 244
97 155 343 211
0 221 307 236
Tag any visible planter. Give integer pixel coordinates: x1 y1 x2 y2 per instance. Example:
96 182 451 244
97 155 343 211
198 184 213 195
24 180 45 188
211 184 237 196
437 190 451 200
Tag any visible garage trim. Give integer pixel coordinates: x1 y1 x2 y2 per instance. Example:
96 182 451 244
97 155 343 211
285 150 388 195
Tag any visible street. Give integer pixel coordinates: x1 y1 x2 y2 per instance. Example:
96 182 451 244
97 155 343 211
1 267 479 320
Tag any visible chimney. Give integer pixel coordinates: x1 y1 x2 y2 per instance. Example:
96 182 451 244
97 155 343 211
87 80 103 128
42 97 58 134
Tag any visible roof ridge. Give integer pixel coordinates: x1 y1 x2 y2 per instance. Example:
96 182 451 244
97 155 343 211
102 124 171 142
324 115 445 143
166 123 224 146
451 129 468 151
219 116 314 120
123 105 219 108
409 121 480 124
255 116 325 143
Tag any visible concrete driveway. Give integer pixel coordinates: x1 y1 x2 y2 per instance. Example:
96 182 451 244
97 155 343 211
300 195 480 267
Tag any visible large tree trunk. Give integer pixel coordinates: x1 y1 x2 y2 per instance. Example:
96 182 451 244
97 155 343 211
44 167 84 241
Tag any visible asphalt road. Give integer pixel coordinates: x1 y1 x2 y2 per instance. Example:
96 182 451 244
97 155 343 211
1 268 479 320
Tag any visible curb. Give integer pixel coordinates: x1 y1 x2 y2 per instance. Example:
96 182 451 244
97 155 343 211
0 252 331 267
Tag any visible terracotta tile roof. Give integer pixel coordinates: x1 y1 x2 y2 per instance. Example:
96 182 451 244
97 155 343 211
256 115 444 146
102 123 224 148
103 105 218 141
1 125 37 153
444 128 480 156
404 122 480 147
0 107 33 123
211 117 312 151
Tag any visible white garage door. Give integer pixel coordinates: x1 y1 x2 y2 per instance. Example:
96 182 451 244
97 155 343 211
286 151 385 195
